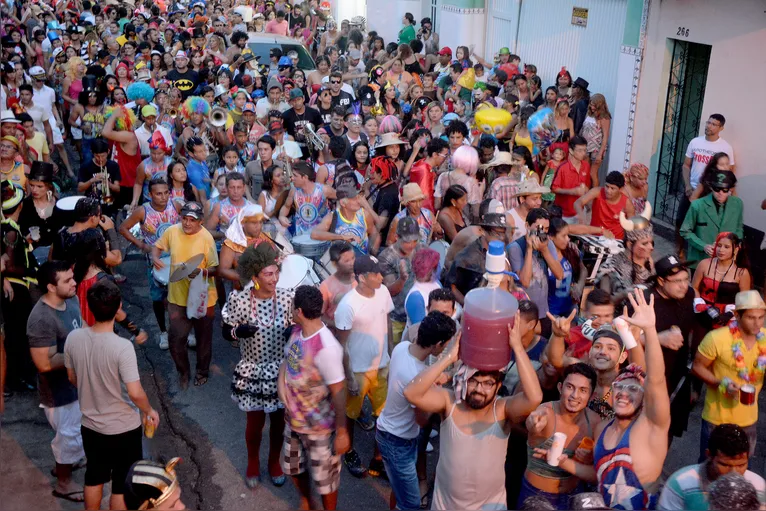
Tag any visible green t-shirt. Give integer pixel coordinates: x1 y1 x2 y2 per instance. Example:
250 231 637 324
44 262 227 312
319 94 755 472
398 25 416 45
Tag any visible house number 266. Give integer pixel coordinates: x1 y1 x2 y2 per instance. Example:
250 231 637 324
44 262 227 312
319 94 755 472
677 27 690 37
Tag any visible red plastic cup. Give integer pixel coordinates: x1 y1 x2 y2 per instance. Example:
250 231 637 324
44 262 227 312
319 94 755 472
740 384 756 406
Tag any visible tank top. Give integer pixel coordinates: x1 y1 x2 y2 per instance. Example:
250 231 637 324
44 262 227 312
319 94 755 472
323 162 336 187
68 79 83 105
508 208 527 242
594 419 655 510
394 208 433 245
115 135 142 187
514 132 534 154
526 402 593 480
141 157 173 201
141 201 179 246
590 188 627 239
294 183 327 236
218 198 245 233
699 259 742 312
581 116 603 154
81 105 106 138
432 399 509 510
334 209 368 254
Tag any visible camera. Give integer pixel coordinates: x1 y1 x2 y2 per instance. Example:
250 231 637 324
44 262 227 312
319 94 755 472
535 226 548 242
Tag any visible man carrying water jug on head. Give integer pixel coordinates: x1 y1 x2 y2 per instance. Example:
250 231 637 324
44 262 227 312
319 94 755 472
404 308 543 510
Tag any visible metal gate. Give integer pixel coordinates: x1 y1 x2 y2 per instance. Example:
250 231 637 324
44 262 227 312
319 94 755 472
653 40 712 224
430 0 440 31
485 0 518 58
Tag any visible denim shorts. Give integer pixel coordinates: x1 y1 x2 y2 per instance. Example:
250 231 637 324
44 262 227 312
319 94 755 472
146 256 168 302
376 428 420 510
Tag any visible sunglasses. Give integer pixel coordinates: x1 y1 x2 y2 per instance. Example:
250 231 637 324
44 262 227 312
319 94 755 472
712 187 731 194
330 80 341 84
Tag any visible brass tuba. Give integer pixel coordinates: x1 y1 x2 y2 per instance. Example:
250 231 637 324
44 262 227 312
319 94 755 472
210 107 228 128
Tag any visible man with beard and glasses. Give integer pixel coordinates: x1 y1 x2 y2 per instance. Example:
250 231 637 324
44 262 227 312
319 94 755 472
540 290 670 511
522 363 601 509
659 423 765 510
404 312 543 510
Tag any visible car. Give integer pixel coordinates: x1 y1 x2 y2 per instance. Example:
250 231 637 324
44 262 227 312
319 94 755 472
246 33 316 72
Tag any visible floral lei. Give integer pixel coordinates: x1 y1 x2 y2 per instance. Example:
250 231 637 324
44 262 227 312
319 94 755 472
730 319 766 383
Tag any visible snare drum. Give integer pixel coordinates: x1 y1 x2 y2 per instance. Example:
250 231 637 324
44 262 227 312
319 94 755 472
315 248 337 281
429 240 450 270
572 235 624 283
277 255 321 290
291 234 329 259
152 256 172 286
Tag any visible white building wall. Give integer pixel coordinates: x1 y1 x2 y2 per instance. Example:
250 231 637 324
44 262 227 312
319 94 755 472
440 5 487 61
366 0 426 50
515 0 628 114
631 0 766 229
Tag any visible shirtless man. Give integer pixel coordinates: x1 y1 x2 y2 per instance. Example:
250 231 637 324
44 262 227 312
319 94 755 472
522 363 601 508
539 290 670 510
404 313 543 510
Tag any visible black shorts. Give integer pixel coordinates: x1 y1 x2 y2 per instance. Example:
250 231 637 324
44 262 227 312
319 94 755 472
81 425 142 494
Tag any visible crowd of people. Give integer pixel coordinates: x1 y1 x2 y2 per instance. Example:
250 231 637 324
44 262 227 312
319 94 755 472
0 0 765 510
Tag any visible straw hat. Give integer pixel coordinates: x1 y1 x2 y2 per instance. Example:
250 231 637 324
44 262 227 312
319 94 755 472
401 183 426 205
513 178 550 197
735 290 766 311
483 151 514 168
376 132 406 149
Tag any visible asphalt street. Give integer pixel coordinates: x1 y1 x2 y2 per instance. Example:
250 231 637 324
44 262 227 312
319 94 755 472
2 247 765 510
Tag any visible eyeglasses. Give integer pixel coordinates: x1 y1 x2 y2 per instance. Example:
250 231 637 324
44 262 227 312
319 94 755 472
612 382 644 395
330 80 341 85
706 120 722 127
467 378 499 390
0 144 17 151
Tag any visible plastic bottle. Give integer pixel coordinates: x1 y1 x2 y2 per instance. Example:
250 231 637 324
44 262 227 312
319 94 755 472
460 241 519 370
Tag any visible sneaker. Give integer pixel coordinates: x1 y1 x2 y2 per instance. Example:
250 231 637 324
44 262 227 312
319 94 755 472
159 332 169 350
343 449 367 478
426 442 434 453
368 457 387 479
188 332 196 348
355 413 375 431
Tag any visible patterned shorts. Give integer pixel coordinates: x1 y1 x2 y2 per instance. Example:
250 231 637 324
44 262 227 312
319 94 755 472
280 425 340 495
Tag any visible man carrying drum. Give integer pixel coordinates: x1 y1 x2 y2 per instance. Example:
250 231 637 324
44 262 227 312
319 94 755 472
119 176 181 350
278 161 336 238
311 184 379 256
152 202 219 389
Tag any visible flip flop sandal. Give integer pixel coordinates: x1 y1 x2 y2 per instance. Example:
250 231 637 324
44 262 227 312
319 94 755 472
52 490 84 503
194 375 208 387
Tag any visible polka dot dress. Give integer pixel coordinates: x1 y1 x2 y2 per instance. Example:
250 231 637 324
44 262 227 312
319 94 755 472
223 286 295 413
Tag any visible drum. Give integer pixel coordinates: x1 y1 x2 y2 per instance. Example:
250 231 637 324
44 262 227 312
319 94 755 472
277 255 321 290
315 248 337 281
572 235 624 283
152 256 172 286
429 240 450 270
291 234 329 259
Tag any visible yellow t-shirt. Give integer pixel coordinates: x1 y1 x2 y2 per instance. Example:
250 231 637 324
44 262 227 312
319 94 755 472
26 132 50 161
698 326 766 427
154 224 219 308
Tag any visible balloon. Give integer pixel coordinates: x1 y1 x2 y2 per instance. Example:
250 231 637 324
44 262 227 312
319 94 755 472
474 107 512 136
527 108 561 156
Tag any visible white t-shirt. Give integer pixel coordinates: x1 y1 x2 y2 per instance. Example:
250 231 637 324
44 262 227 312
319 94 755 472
376 341 426 439
25 102 50 134
256 98 290 119
684 135 735 189
134 124 174 157
335 286 395 373
274 139 303 160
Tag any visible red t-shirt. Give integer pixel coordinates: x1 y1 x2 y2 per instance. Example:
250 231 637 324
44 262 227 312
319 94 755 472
552 159 591 217
409 159 436 212
590 188 628 239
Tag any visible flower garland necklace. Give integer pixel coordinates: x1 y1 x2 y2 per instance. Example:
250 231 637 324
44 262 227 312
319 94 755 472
730 319 766 383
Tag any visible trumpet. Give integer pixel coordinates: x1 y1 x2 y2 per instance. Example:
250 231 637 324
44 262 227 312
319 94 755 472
210 107 228 128
99 166 112 205
168 107 179 119
304 122 325 154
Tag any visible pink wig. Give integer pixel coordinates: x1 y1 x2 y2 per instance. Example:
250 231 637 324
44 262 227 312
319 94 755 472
412 248 441 281
451 145 479 176
379 115 402 135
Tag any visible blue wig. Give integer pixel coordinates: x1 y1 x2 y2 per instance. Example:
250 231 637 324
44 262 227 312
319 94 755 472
126 82 155 103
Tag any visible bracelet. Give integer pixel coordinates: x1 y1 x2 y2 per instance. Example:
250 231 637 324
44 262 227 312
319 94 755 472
718 377 733 395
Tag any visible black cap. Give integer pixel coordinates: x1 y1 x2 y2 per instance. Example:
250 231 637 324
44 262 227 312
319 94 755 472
354 255 381 276
593 326 623 348
654 254 688 279
397 216 421 242
706 170 737 190
180 201 204 220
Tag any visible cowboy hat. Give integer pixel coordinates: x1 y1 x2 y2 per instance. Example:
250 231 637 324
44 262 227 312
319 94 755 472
735 290 766 311
400 183 426 205
513 178 550 197
483 151 514 167
375 132 405 149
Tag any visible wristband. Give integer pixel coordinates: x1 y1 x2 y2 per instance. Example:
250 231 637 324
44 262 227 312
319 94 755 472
105 227 119 247
718 377 733 395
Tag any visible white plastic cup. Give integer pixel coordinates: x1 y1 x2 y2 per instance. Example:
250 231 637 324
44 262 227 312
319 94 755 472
29 226 40 241
613 317 638 350
547 432 567 466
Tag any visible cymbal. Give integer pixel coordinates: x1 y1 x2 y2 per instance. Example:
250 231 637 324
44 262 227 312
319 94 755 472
169 253 205 282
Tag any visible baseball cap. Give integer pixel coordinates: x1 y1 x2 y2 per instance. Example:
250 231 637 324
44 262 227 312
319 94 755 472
593 326 623 349
180 201 203 219
175 51 188 60
653 254 688 279
243 102 256 113
278 56 292 68
354 255 381 276
476 198 506 229
268 120 284 132
397 216 421 243
289 88 304 100
570 492 609 510
438 47 452 56
141 105 158 118
52 47 64 58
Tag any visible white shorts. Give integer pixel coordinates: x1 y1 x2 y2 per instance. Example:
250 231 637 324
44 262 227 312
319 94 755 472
49 120 64 145
42 401 85 465
70 127 83 141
